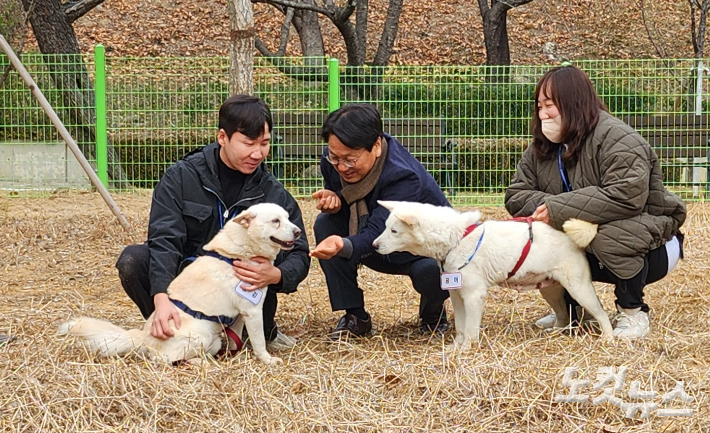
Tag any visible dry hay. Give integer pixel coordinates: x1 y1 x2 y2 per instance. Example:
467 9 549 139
0 191 708 433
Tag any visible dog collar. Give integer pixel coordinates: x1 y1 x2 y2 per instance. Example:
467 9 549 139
170 298 237 327
204 251 237 265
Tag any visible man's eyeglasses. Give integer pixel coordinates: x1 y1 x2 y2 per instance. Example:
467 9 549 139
324 149 366 168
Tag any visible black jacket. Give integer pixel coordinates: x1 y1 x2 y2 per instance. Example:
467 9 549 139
147 142 310 296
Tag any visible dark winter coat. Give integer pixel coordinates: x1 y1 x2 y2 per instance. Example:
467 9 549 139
506 111 686 279
147 142 310 295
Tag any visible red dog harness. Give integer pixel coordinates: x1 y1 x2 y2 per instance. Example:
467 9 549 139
506 216 534 279
455 216 534 279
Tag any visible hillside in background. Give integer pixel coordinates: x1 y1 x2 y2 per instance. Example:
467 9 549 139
67 0 694 65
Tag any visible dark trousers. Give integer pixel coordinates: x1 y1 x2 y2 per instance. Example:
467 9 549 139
564 241 672 318
314 212 449 324
115 244 278 340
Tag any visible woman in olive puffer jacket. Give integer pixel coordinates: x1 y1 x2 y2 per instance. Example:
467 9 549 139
505 65 686 339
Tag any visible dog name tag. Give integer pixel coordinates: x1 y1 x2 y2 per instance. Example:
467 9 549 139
234 281 264 305
440 272 463 290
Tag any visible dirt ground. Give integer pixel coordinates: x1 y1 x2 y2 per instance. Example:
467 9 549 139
0 191 708 432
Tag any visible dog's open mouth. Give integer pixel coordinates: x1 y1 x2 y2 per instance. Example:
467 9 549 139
270 236 296 250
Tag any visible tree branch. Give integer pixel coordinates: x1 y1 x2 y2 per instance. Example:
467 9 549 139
253 0 334 20
490 0 534 13
637 0 667 58
277 7 295 56
373 0 402 66
355 0 368 62
62 0 105 23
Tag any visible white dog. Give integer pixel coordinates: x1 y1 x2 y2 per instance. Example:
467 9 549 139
372 201 613 348
58 203 301 365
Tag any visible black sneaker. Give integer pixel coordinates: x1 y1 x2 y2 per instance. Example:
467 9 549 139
420 320 451 336
329 313 372 340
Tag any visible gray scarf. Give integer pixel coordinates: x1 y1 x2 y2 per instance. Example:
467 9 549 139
339 138 388 236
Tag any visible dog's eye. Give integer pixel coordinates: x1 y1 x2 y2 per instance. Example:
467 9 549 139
390 229 397 234
271 218 281 228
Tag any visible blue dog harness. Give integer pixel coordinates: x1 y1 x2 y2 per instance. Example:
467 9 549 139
169 299 238 327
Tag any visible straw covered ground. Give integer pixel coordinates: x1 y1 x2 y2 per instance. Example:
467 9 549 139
0 191 708 432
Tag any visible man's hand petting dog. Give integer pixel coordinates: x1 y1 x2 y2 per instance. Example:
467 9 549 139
151 293 181 340
313 189 342 214
310 235 344 259
232 256 281 290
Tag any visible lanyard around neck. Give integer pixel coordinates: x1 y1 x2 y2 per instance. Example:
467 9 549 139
558 147 572 192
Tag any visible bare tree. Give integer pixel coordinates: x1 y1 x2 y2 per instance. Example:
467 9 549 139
478 0 534 81
228 0 255 95
0 0 28 88
19 0 129 186
689 0 710 58
252 0 404 91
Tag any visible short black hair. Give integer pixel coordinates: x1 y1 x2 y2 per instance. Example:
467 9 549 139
320 103 383 150
218 94 273 139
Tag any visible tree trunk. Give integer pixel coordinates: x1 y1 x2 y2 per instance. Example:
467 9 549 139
292 1 325 58
690 0 710 58
292 1 326 70
478 0 534 82
20 0 129 187
228 0 254 95
373 0 403 67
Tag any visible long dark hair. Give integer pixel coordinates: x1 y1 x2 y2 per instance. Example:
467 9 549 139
531 65 607 165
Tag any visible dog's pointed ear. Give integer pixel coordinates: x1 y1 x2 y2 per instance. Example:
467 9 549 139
378 200 398 212
232 209 256 228
394 211 418 228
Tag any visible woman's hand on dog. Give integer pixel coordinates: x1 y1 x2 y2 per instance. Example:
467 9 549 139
531 203 551 225
232 257 282 291
312 189 342 214
151 293 181 339
309 235 344 259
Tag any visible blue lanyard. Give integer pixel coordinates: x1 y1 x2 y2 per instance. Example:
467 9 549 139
217 201 233 229
457 228 485 270
558 147 572 192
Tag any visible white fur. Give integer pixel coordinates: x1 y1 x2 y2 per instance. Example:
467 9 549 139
58 203 301 365
372 201 614 349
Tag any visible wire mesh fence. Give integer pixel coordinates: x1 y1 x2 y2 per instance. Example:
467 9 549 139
0 52 96 194
1 51 708 204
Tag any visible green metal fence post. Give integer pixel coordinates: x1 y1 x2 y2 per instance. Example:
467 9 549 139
94 44 108 188
328 58 340 112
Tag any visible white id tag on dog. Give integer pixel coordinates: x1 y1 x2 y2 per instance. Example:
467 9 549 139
235 281 264 305
440 272 463 290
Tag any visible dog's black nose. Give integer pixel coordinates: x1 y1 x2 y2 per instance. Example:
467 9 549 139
293 227 302 238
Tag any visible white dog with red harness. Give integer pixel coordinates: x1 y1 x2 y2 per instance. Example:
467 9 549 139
372 200 614 349
59 203 301 365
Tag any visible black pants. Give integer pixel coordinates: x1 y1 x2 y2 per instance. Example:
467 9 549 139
115 244 279 340
313 212 449 325
564 241 674 318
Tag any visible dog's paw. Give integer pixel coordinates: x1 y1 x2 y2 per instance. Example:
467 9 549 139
264 356 283 365
446 340 472 352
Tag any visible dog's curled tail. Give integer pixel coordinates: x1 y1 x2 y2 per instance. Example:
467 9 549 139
562 218 598 248
58 317 144 357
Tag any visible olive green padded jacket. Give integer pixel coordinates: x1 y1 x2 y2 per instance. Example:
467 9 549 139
505 111 686 279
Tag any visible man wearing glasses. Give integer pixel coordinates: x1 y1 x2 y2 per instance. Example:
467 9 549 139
310 104 451 340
